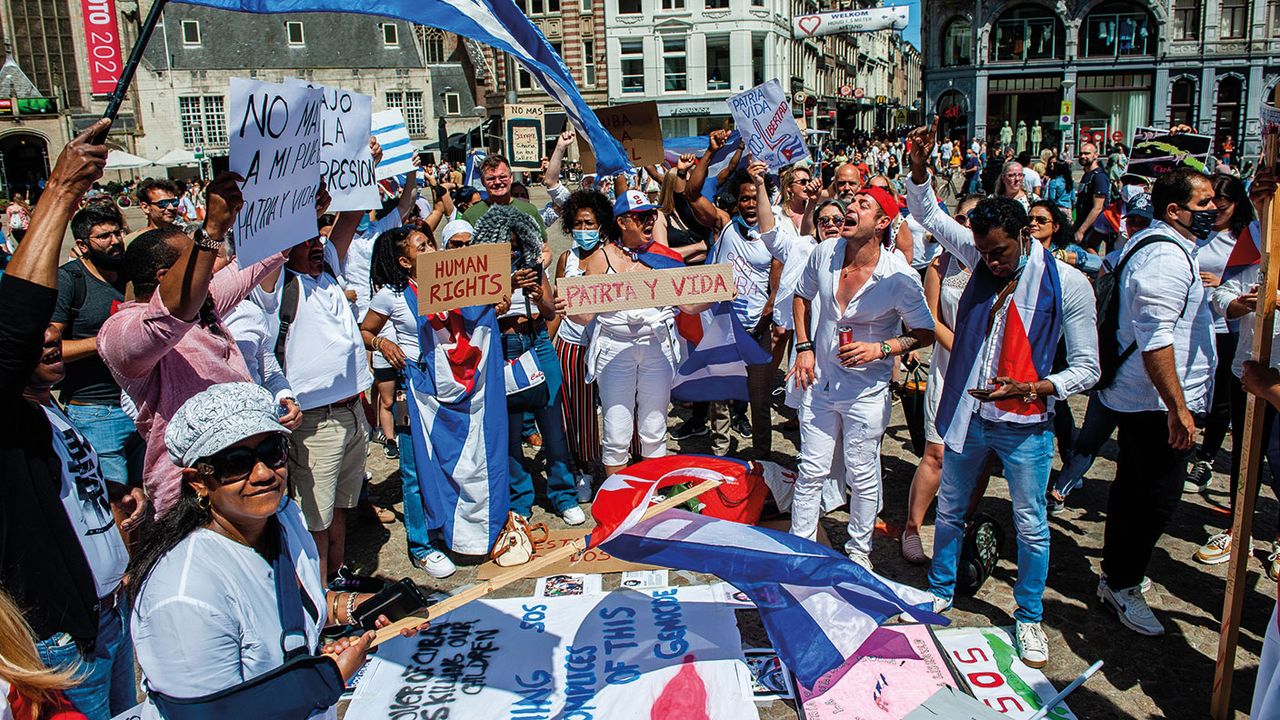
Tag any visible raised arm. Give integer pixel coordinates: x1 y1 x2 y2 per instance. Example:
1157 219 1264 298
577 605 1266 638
905 123 981 270
545 129 575 191
685 130 730 232
155 172 242 322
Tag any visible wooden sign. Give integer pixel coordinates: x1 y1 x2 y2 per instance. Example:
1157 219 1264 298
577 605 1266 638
416 244 511 315
577 101 664 172
557 264 734 315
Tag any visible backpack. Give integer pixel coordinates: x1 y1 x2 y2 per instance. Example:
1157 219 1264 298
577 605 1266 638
1093 234 1194 391
956 513 1004 597
273 261 339 373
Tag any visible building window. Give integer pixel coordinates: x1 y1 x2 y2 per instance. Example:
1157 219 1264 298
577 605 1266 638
178 95 226 148
444 92 461 115
705 0 729 9
751 0 764 7
583 39 597 86
1081 3 1153 57
286 21 304 46
181 19 201 45
989 6 1064 61
752 34 765 87
1215 76 1243 149
422 28 446 63
661 0 685 9
516 63 535 91
620 40 644 93
386 91 426 135
1220 0 1249 39
203 95 227 146
581 0 591 10
520 0 561 15
179 96 204 147
706 35 731 90
1270 0 1280 36
617 0 641 14
663 38 687 92
1172 0 1200 40
382 23 399 47
1169 77 1196 127
941 18 972 66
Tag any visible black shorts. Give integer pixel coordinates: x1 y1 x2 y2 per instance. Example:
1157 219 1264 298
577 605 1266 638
372 366 398 383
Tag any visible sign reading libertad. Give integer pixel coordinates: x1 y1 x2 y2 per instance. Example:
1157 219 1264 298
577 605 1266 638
557 265 734 315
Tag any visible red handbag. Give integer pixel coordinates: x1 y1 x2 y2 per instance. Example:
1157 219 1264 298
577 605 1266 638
697 464 768 525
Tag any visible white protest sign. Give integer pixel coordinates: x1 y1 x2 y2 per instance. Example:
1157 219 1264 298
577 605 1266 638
727 80 810 171
792 5 909 38
343 585 756 719
285 80 378 212
229 77 323 265
371 108 416 180
936 626 1079 719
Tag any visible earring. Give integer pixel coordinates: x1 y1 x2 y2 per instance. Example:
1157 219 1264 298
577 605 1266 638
197 494 211 511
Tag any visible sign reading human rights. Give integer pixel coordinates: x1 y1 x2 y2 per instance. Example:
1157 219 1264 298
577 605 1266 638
417 244 512 314
557 265 735 315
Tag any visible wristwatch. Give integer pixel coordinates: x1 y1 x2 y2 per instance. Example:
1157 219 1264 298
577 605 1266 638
880 340 893 359
193 225 221 253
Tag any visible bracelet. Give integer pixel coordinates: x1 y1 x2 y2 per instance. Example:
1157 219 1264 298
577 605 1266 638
345 592 359 625
330 592 340 623
795 341 814 353
372 337 383 354
1022 383 1039 404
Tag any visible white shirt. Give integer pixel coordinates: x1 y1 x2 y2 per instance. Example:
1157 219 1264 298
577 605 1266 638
759 220 815 330
283 242 375 409
1212 264 1279 378
794 238 935 401
224 282 294 403
1196 228 1239 334
1021 167 1043 196
1097 220 1216 414
43 403 129 599
906 211 938 271
541 183 572 227
343 213 403 319
711 221 773 331
132 501 333 719
366 285 421 363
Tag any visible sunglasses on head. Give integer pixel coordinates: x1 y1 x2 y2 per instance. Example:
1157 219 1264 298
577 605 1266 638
152 198 181 209
195 434 290 483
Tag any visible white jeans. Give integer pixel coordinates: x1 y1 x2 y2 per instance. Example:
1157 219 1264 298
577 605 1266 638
593 332 676 467
791 386 892 556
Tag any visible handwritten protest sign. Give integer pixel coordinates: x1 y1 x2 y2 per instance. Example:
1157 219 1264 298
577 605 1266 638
1126 127 1213 179
343 585 755 719
578 101 664 172
417 243 512 314
229 77 322 265
557 264 734 315
285 80 377 212
728 80 809 171
371 108 416 180
936 626 1079 720
504 103 545 170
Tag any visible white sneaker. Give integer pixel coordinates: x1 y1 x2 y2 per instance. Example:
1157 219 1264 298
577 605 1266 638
1194 531 1235 565
1184 460 1213 493
560 505 587 526
1098 578 1165 636
847 552 873 571
574 473 594 504
412 550 457 579
930 593 953 614
1015 621 1049 668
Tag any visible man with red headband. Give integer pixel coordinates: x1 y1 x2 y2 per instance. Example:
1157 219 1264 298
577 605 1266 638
789 185 936 569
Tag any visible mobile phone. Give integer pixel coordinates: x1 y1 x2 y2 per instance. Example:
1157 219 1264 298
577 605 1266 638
968 388 994 401
352 577 432 631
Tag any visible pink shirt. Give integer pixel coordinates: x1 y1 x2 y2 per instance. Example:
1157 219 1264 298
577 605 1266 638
99 255 285 515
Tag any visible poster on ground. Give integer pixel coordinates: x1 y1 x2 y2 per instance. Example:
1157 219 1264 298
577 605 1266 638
343 585 756 719
727 80 809 171
1125 127 1214 179
285 80 378 212
935 626 1078 719
228 77 323 265
578 101 664 173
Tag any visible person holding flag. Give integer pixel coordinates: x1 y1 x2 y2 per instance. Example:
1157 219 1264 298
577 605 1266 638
905 121 1099 668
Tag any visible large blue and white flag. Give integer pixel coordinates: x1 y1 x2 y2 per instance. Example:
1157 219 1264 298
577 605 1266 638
463 148 487 188
664 131 747 201
403 286 510 555
601 510 947 692
672 301 772 402
175 0 630 176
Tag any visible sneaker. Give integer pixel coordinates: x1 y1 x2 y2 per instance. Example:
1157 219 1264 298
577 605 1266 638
1015 621 1049 669
1269 550 1280 582
1102 571 1153 594
383 438 399 460
574 473 594 503
847 552 873 571
900 530 928 565
1047 494 1066 516
1184 460 1213 493
1097 578 1165 636
930 593 953 614
560 505 587 526
732 416 753 439
1194 531 1252 565
370 429 387 446
411 550 457 579
671 421 709 441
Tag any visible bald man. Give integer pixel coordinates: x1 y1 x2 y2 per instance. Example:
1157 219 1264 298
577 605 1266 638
830 163 863 203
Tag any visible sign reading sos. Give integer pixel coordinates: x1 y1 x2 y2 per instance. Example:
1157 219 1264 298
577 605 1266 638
81 0 123 96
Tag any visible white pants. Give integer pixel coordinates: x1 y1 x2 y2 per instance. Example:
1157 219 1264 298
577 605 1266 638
791 386 892 556
594 333 676 467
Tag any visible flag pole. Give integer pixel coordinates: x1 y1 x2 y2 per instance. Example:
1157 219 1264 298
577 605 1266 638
1211 83 1280 720
370 478 723 646
94 0 168 142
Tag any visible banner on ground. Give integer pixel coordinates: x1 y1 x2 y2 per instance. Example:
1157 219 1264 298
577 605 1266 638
342 585 755 719
792 5 909 39
371 108 416 180
285 80 378 212
578 101 665 172
557 264 734 316
727 80 809 171
504 103 545 170
228 77 323 265
417 244 512 314
936 626 1078 719
1125 127 1213 179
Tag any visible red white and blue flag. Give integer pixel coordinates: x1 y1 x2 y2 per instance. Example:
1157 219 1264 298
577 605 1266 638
1223 220 1264 281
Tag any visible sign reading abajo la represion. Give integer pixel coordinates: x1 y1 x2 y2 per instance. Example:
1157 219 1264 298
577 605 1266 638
284 79 379 212
557 264 735 315
417 244 512 315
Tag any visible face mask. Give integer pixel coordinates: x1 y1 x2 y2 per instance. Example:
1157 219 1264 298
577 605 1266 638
572 229 601 251
1177 206 1219 241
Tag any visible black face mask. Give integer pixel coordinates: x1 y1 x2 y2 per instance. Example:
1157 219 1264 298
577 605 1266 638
85 245 125 270
1176 206 1219 241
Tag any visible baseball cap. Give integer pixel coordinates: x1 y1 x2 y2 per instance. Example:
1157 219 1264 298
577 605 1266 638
165 383 290 468
1124 192 1153 221
857 186 900 223
613 189 658 217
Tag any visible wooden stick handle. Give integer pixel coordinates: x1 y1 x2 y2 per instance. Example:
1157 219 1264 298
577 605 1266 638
371 477 721 646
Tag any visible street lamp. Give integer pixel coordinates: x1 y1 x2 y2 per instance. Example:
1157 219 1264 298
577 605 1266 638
437 85 453 163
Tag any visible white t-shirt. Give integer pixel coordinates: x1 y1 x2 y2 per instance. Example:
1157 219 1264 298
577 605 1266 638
343 213 403 318
366 285 421 363
283 242 375 409
711 221 773 331
43 403 129 599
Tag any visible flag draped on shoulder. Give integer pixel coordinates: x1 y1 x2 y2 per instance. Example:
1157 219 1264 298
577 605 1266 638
174 0 630 175
1223 220 1264 281
402 284 509 555
672 301 773 402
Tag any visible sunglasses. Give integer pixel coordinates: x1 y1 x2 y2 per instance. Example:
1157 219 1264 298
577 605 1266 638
195 434 290 483
1028 215 1053 225
624 211 657 225
953 214 970 224
151 198 181 209
817 216 845 227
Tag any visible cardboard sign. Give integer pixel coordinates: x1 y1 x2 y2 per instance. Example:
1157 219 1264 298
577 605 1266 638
578 101 664 172
476 529 657 580
728 80 810 171
416 244 512 314
1125 126 1213 179
286 80 378 212
936 626 1078 719
228 77 323 265
557 264 734 315
792 5 909 39
371 108 416 180
504 103 545 170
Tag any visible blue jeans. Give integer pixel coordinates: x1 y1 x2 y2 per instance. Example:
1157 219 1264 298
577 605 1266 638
1051 397 1119 500
35 601 134 720
398 425 435 561
929 417 1054 623
502 328 578 517
65 403 144 487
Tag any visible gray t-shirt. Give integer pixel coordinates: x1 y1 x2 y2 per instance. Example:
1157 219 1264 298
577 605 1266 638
52 259 127 405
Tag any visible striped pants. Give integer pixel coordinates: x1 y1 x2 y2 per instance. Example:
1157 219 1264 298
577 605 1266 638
555 335 601 471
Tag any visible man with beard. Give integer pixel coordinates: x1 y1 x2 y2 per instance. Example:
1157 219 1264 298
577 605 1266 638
52 202 144 488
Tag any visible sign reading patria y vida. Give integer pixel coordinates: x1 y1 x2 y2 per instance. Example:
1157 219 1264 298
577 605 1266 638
417 244 513 314
557 264 735 315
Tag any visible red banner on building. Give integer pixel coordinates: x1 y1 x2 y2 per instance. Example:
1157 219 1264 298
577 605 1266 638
80 0 123 96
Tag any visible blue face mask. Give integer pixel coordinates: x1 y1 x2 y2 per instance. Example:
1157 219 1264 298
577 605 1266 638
572 229 602 251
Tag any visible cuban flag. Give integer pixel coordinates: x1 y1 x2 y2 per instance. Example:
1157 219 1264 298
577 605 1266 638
672 301 773 402
935 245 1062 453
402 286 510 556
1223 220 1264 281
663 132 747 201
174 0 629 176
463 149 486 188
